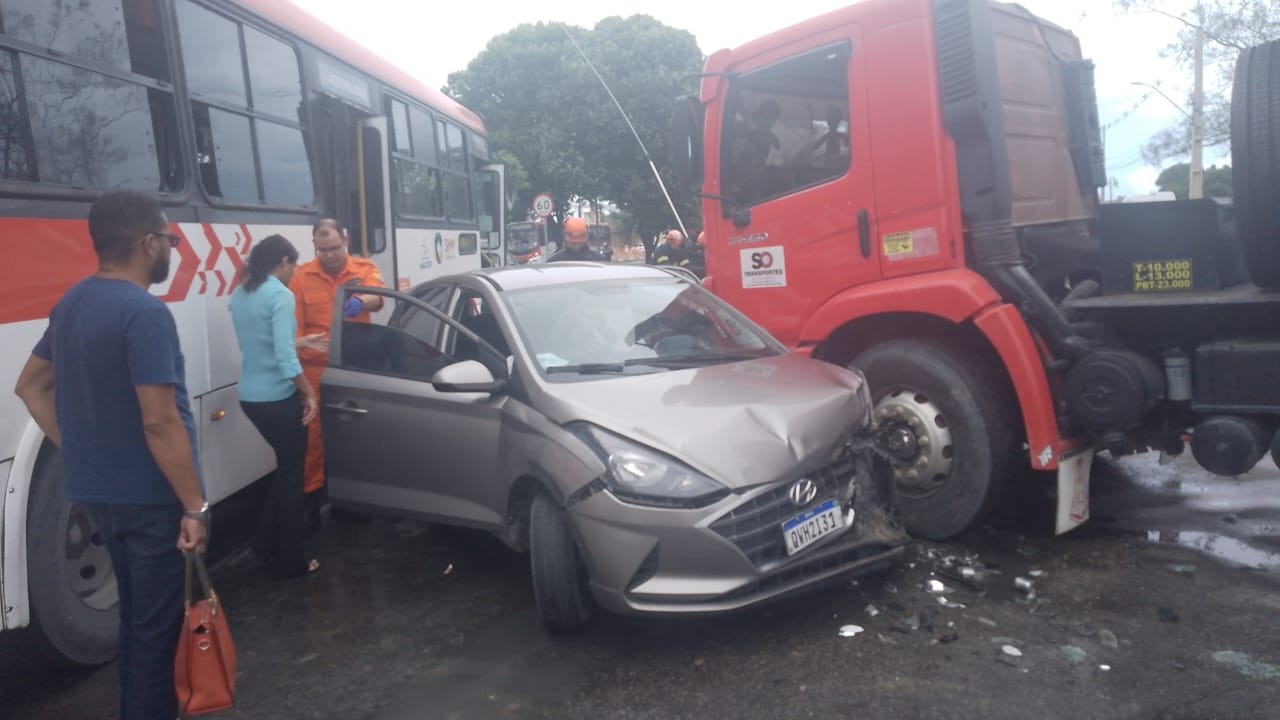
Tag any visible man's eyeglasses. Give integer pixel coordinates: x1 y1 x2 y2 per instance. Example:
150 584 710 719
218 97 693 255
149 231 181 248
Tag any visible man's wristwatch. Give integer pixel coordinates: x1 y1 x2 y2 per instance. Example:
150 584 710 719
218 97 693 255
183 502 209 520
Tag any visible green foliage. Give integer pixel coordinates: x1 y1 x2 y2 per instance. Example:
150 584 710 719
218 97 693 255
492 149 529 211
1154 162 1233 199
445 16 704 234
1114 1 1280 163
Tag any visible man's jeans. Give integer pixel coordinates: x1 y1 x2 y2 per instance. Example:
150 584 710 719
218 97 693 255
88 502 185 720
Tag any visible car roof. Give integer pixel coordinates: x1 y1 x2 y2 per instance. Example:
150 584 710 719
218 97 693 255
466 263 690 292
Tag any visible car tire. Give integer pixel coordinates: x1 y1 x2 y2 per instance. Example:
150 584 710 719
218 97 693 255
852 338 1019 540
1232 39 1280 288
26 448 119 665
528 491 594 634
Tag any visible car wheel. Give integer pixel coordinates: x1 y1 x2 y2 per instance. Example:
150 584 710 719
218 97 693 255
1232 39 1280 288
528 491 594 633
852 338 1019 540
26 448 119 665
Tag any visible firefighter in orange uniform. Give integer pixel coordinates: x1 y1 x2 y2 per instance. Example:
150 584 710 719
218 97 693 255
289 219 384 522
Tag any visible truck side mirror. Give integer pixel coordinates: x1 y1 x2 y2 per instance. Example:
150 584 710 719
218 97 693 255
671 96 704 187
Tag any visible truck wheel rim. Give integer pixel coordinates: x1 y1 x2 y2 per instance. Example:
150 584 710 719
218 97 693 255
62 504 117 611
874 389 955 498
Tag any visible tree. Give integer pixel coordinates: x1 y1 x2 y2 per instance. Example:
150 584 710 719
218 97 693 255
1114 1 1280 164
444 16 703 249
1155 161 1233 198
492 149 529 214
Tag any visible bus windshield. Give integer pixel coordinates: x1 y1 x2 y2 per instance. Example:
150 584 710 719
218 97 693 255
508 224 539 254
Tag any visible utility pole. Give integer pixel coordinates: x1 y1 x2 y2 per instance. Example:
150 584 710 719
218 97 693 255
1190 3 1205 199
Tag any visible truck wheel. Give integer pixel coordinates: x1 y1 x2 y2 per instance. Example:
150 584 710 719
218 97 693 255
26 449 118 665
528 491 594 633
1232 39 1280 288
853 339 1018 540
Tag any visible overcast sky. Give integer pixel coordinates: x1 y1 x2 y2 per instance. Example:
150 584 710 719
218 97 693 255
290 0 1223 197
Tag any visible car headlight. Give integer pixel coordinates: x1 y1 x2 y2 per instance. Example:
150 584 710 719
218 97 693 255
569 424 729 508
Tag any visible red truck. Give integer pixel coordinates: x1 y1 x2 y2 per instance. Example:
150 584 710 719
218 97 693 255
672 0 1280 539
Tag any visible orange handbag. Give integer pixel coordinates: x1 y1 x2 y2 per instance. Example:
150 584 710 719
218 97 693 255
175 550 237 715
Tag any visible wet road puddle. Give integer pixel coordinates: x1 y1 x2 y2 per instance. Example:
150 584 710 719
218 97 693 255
1096 453 1280 571
1143 530 1280 571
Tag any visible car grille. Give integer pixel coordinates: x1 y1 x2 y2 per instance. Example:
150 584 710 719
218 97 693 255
709 451 857 568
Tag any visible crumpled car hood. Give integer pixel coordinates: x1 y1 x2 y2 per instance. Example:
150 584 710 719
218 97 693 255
542 353 871 488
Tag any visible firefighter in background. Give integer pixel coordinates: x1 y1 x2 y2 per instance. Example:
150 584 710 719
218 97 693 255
290 219 385 526
653 229 695 271
547 217 604 262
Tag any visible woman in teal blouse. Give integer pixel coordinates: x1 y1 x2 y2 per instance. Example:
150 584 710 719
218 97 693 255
229 234 319 578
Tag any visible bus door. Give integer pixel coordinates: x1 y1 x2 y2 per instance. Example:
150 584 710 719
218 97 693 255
476 163 506 267
355 117 396 295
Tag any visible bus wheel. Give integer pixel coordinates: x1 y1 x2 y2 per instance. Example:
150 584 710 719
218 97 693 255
528 491 594 634
26 448 118 665
853 338 1018 540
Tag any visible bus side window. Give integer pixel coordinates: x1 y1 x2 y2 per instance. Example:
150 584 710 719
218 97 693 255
389 99 445 218
0 1 183 192
437 119 472 221
175 0 314 207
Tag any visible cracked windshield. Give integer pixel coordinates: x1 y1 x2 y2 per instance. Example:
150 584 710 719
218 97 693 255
505 279 777 374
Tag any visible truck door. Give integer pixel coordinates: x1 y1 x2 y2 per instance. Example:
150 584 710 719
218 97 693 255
708 30 877 347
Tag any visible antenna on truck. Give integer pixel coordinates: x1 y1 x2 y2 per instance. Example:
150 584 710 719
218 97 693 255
560 25 689 240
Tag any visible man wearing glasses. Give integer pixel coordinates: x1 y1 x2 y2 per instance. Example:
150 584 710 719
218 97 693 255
15 191 206 719
548 217 604 262
289 219 384 517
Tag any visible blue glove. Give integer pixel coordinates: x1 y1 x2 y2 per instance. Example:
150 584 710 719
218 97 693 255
343 296 364 318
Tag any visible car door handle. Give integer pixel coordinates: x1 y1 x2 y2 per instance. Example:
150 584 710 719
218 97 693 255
325 402 368 416
857 209 870 258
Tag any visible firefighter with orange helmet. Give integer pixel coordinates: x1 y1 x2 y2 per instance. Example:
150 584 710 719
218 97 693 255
548 217 604 262
654 229 695 270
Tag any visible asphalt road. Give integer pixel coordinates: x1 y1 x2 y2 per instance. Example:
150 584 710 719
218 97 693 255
4 452 1278 720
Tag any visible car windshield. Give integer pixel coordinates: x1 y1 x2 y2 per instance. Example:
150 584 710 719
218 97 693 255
503 277 783 377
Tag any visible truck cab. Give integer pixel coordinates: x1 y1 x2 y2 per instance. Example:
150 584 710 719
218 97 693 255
674 0 1280 539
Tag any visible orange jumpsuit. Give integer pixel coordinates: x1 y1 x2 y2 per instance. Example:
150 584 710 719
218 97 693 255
289 256 384 494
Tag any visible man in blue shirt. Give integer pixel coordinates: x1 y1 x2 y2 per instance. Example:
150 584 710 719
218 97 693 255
15 191 206 720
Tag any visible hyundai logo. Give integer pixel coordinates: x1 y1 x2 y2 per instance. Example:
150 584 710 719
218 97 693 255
788 478 818 507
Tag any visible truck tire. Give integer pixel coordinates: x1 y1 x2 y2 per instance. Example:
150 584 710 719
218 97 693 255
1232 39 1280 288
853 339 1018 540
528 491 594 633
26 449 118 665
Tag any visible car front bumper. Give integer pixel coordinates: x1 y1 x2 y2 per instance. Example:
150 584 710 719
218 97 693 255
568 449 909 615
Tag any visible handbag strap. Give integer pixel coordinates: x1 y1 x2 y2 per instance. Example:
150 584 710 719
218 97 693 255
183 551 220 614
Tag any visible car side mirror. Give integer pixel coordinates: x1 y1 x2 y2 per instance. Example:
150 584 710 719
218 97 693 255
431 360 506 394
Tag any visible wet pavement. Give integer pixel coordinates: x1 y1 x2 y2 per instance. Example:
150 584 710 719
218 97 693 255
4 452 1278 720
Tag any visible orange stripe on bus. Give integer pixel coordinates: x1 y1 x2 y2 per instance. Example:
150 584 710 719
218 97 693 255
0 219 98 325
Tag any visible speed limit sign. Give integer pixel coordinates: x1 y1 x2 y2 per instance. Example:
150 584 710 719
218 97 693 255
532 193 554 218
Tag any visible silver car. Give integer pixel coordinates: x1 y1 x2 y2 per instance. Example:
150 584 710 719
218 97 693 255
321 263 907 631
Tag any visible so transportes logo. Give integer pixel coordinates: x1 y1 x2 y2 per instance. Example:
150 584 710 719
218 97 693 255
739 245 787 288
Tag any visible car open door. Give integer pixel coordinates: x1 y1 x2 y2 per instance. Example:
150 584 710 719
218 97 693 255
320 284 509 528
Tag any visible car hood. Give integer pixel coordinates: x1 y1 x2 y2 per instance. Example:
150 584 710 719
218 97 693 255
541 354 871 489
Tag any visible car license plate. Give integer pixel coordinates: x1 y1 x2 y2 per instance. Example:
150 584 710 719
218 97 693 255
782 498 844 556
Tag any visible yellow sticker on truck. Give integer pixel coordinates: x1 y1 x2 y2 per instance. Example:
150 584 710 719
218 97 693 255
883 232 913 256
1133 259 1193 292
883 228 940 261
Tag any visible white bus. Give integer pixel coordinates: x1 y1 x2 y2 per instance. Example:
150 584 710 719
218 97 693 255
0 0 505 663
